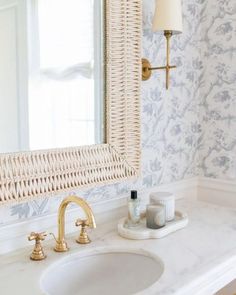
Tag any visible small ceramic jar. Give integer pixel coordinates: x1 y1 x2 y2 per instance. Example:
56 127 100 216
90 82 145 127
149 192 175 221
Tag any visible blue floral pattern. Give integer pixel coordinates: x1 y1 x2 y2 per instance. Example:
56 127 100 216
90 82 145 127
199 0 236 178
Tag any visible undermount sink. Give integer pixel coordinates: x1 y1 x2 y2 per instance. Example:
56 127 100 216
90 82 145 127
40 247 164 295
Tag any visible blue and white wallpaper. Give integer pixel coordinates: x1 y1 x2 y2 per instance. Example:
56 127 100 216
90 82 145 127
199 0 236 178
0 0 235 225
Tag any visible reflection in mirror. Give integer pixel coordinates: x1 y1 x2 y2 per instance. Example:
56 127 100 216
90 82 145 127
0 0 104 153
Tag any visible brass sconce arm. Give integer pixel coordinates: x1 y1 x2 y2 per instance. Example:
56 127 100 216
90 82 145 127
142 30 177 89
149 65 176 71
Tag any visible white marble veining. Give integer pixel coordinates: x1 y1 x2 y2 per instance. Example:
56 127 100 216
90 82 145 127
1 199 236 295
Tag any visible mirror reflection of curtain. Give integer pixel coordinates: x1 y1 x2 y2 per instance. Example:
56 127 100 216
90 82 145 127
0 0 28 153
28 0 103 150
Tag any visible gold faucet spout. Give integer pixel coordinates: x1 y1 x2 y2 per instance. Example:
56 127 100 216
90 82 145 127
54 195 96 252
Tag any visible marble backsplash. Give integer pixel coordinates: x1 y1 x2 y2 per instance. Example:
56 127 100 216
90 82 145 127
0 0 235 225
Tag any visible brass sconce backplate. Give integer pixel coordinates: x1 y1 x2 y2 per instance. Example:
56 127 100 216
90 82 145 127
142 58 152 81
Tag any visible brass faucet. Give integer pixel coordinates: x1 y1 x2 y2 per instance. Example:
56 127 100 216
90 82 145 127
53 195 96 252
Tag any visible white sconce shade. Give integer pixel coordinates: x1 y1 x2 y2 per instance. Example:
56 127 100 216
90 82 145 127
152 0 183 34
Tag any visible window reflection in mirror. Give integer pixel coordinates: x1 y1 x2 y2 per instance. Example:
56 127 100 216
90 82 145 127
0 0 104 153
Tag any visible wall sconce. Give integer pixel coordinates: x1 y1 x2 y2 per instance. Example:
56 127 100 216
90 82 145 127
142 0 183 89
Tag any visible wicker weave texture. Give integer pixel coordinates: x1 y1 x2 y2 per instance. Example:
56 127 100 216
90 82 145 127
0 0 141 205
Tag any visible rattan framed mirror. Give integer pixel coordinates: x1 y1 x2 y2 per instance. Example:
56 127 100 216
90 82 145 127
0 0 141 205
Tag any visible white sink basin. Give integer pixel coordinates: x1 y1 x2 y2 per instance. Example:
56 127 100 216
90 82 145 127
40 247 164 295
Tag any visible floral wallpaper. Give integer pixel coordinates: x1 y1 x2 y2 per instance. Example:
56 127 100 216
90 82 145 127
141 0 201 186
0 0 235 225
198 0 236 178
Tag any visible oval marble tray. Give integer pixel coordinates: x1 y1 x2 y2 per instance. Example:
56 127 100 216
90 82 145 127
118 211 188 240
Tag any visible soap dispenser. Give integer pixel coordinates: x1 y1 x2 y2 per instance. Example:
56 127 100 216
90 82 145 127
127 190 141 227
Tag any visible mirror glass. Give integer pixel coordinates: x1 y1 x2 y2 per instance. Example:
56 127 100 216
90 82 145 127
0 0 104 153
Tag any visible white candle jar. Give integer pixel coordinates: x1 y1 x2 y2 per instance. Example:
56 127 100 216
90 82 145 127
146 204 166 229
149 192 175 221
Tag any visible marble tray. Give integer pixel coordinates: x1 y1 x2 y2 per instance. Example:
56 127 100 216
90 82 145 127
118 211 188 240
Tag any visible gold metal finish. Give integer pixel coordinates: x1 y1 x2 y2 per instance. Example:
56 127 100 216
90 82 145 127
28 232 47 261
164 30 174 89
142 58 152 81
53 195 96 252
142 30 177 89
75 219 91 244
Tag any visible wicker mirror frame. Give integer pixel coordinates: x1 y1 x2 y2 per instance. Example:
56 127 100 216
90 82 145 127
0 0 141 205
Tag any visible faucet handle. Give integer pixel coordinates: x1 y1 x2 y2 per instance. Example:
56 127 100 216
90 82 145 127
28 232 47 242
75 219 91 244
75 219 89 227
28 232 47 260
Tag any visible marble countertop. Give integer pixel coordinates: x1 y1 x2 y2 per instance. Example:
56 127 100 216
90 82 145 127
1 199 236 295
